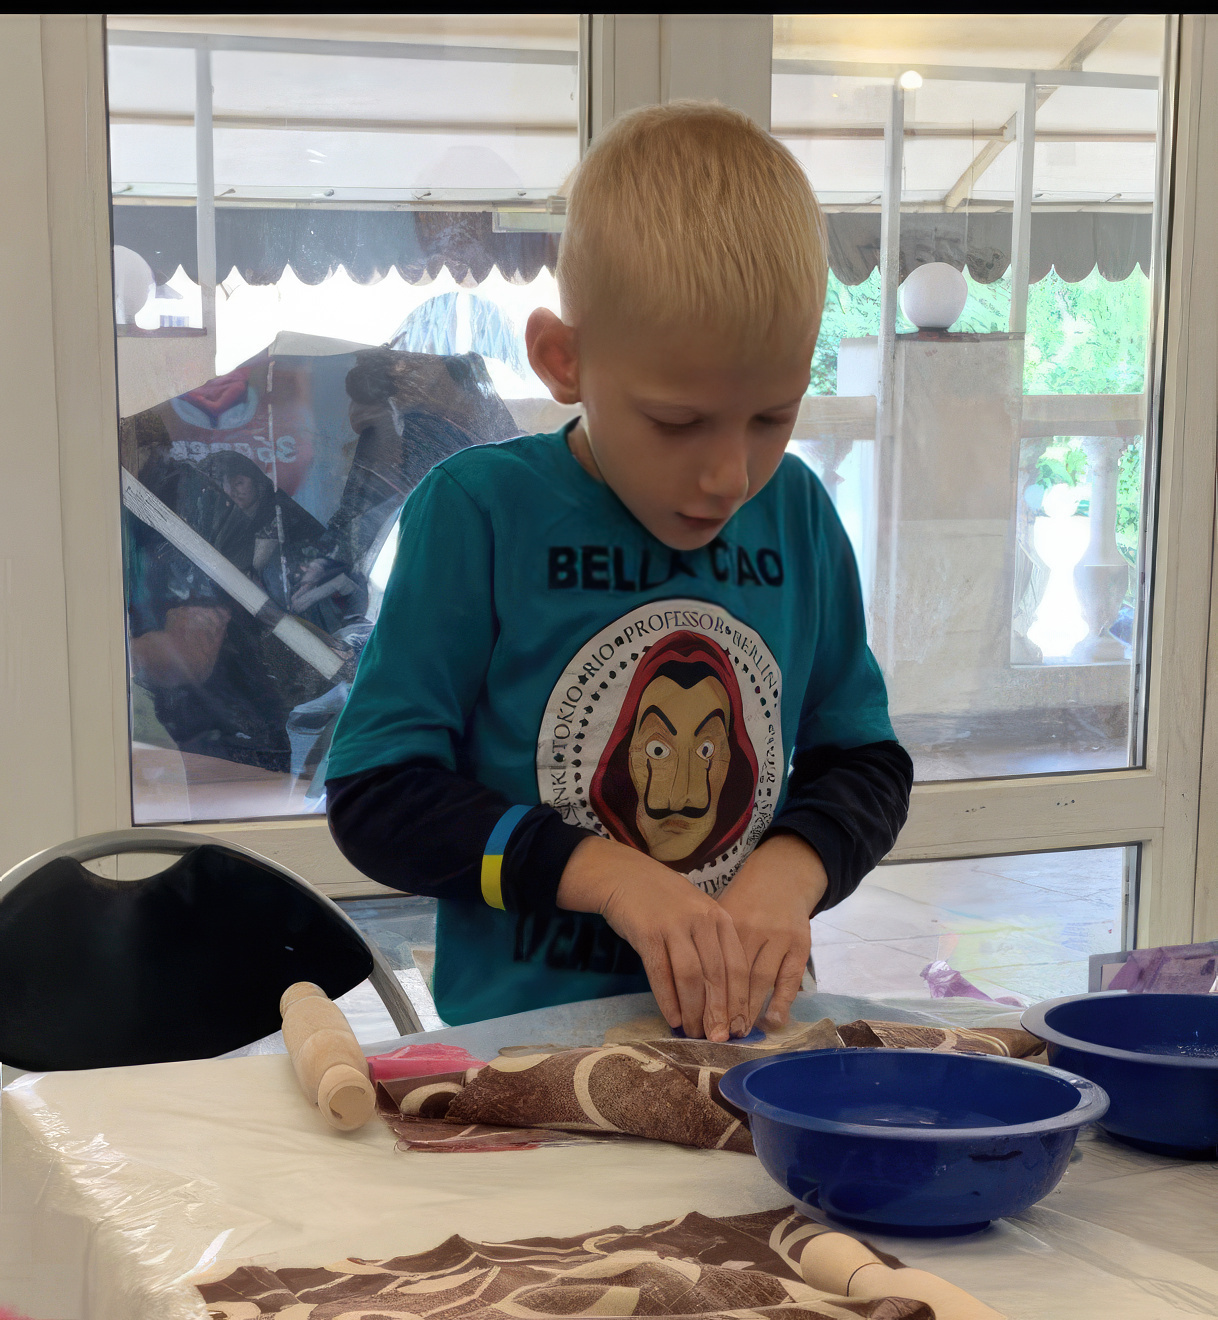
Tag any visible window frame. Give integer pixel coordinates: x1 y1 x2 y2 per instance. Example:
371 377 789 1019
3 14 1217 944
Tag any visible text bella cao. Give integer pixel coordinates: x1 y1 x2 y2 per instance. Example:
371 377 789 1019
548 540 785 592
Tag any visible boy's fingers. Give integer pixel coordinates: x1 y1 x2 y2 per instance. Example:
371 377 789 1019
691 919 732 1041
743 940 782 1030
762 948 807 1030
667 934 709 1038
641 947 682 1029
717 923 752 1038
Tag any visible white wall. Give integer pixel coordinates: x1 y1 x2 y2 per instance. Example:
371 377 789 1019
0 16 130 875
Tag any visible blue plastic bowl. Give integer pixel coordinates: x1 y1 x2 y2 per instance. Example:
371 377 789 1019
1022 992 1218 1156
720 1048 1107 1235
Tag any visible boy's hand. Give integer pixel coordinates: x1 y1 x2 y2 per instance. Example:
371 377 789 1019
557 835 750 1042
716 833 828 1032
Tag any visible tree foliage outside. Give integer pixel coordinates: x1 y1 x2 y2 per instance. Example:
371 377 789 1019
1024 267 1150 396
810 264 1150 397
810 261 1150 578
1115 443 1143 569
1027 270 1148 578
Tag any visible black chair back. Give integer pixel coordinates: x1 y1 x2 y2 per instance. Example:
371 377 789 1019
0 832 375 1070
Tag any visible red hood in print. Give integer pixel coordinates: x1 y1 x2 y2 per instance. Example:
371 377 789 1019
589 629 759 875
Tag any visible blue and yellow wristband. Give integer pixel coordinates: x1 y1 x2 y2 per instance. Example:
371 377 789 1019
480 804 532 910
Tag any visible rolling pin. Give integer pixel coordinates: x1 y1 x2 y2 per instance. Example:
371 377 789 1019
280 982 376 1131
798 1232 1004 1320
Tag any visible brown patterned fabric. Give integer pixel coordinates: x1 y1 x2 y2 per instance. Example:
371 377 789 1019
376 1063 609 1153
836 1021 1046 1060
380 1021 844 1155
374 1106 593 1152
198 1208 930 1320
377 1018 1048 1155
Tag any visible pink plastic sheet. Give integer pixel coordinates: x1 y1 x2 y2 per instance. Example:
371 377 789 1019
365 1041 485 1082
1108 942 1218 993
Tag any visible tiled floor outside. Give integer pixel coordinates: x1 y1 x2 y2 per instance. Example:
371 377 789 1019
812 847 1128 1005
339 892 439 972
340 846 1128 1024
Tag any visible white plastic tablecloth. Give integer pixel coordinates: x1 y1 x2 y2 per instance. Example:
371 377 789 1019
3 991 1217 1320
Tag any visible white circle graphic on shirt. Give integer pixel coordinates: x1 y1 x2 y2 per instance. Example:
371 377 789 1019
536 599 782 895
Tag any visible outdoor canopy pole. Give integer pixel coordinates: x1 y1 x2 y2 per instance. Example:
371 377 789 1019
1008 77 1038 335
876 79 905 673
120 468 345 682
195 46 216 352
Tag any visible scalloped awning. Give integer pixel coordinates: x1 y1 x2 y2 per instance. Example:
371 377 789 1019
828 211 1152 286
112 205 1151 290
112 206 561 288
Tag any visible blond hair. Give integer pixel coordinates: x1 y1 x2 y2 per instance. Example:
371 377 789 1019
557 101 827 350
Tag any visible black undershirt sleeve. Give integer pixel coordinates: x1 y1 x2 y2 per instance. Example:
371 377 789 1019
762 739 914 915
327 740 912 918
325 758 591 913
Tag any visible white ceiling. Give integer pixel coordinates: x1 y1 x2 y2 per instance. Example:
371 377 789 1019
106 13 581 51
776 76 1159 206
772 13 1165 76
109 125 579 193
106 46 580 125
107 38 581 196
106 13 1164 205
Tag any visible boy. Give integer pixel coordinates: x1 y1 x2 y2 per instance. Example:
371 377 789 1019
326 102 912 1041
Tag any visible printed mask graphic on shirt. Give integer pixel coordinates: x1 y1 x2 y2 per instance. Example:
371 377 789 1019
537 600 782 895
591 632 756 868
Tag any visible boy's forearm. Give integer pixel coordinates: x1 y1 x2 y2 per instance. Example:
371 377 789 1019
764 740 912 915
326 759 589 910
555 835 617 914
556 835 671 915
324 739 909 919
744 832 829 913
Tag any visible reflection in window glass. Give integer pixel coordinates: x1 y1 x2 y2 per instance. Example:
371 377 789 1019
107 15 580 823
811 846 1133 1005
775 15 1165 781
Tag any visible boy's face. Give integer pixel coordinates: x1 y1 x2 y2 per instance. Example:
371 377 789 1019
527 312 814 551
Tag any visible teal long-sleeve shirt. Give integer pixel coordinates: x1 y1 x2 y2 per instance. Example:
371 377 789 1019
327 427 906 1023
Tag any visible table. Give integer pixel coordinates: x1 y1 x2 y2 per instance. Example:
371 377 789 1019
3 991 1217 1320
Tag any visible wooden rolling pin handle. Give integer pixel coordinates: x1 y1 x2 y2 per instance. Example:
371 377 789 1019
798 1233 877 1295
850 1263 1005 1320
798 1232 1004 1320
280 981 376 1131
318 1062 376 1131
281 981 326 1015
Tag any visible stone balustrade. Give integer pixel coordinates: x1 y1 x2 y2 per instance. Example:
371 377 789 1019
505 390 1144 682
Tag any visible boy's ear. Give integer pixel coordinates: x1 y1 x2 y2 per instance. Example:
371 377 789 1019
526 309 581 405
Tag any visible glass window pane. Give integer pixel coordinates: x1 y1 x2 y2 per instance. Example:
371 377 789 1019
810 846 1134 1004
775 15 1166 781
108 15 580 823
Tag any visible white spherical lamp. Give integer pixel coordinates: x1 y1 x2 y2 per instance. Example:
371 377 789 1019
899 261 968 331
113 245 156 325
